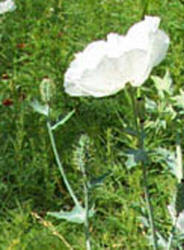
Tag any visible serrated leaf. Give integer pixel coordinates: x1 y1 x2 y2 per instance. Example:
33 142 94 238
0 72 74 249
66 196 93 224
156 147 177 171
172 89 184 109
145 119 166 131
168 204 184 233
139 216 149 227
152 70 173 98
176 143 183 182
164 104 177 120
89 171 112 188
47 205 94 224
145 97 157 113
156 232 168 248
125 154 137 169
30 100 49 116
125 149 148 169
155 146 184 182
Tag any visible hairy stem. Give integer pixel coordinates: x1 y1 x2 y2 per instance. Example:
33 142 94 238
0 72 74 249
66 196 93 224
129 87 158 250
80 161 91 250
47 121 80 207
141 0 149 19
84 181 91 250
142 164 158 250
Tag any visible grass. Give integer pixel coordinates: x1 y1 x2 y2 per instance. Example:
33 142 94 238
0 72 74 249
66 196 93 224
0 0 184 249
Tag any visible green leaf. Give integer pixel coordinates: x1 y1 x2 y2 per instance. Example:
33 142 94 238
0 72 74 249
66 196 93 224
152 70 173 98
125 149 148 169
89 171 112 188
164 104 177 120
51 110 75 130
154 147 180 178
125 154 137 169
145 119 166 131
145 97 157 113
156 232 168 249
139 216 149 227
172 89 184 110
47 205 94 224
30 100 49 116
176 143 183 182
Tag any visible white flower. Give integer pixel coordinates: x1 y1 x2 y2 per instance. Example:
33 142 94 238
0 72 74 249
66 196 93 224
64 16 169 97
0 0 16 15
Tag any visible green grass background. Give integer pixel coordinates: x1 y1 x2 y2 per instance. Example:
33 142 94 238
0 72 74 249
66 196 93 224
0 0 184 249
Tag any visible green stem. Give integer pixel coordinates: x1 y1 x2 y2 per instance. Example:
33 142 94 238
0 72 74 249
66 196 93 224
47 121 80 207
84 181 91 250
142 164 158 250
167 216 178 250
129 87 158 250
80 161 91 250
141 0 149 19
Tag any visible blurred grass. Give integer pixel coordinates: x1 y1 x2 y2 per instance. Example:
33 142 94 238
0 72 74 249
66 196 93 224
0 0 184 249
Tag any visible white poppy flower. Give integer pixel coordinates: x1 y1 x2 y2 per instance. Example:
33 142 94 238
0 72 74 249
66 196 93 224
64 16 169 97
0 0 16 15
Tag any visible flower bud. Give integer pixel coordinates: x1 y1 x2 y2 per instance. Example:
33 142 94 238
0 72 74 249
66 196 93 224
40 78 55 103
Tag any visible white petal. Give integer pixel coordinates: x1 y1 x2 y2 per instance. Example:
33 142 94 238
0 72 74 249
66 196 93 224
65 54 124 97
64 49 148 97
75 40 107 70
0 0 16 14
64 81 90 96
148 30 170 67
65 40 107 81
117 49 149 87
106 33 126 57
127 16 161 50
126 16 169 86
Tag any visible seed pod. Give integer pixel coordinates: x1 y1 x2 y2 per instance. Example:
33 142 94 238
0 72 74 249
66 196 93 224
175 179 184 216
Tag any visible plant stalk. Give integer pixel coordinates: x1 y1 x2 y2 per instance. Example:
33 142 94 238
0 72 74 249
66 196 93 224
84 181 91 250
80 160 91 250
141 0 149 19
47 121 80 208
167 215 178 250
142 164 158 250
129 87 158 250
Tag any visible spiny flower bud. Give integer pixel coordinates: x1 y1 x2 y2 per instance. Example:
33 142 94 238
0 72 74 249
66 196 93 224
40 77 55 104
74 135 90 169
